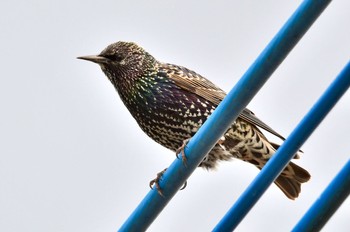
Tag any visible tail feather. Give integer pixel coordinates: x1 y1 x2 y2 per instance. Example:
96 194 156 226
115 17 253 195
275 161 310 200
275 175 301 200
221 120 311 199
289 162 311 183
268 142 311 199
257 161 310 200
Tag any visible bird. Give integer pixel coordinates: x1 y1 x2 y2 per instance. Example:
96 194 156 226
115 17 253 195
78 41 310 200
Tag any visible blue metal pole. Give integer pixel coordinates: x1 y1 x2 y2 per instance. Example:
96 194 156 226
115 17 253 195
213 62 350 232
292 159 350 232
119 0 331 231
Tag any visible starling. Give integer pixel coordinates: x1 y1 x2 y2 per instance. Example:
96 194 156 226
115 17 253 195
78 41 310 200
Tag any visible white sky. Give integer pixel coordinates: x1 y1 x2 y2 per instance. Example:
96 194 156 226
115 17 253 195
1 0 349 231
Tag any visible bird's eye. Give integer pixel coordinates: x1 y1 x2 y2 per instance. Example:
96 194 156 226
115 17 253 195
103 54 124 62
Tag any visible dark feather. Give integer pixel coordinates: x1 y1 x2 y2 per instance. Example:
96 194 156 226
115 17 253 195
161 63 286 140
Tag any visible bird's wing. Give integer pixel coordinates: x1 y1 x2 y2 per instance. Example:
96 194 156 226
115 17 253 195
160 63 285 140
239 108 285 140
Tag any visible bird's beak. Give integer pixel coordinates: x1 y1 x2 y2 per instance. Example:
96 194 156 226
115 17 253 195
77 55 108 64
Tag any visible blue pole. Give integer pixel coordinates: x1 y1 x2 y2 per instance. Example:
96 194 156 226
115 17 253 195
292 159 350 232
213 62 350 232
119 0 331 231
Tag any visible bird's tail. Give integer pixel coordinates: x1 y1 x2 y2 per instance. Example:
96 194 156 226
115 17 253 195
254 160 310 200
220 121 311 199
274 162 310 199
256 143 311 200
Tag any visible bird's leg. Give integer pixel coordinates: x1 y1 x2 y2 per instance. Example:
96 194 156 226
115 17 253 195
174 138 191 190
149 138 191 196
175 138 191 165
149 168 188 195
149 168 167 197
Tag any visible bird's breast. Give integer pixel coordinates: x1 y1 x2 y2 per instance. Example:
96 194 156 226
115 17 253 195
121 84 216 151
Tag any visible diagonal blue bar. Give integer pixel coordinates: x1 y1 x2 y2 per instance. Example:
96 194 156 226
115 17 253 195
119 0 331 231
292 159 350 232
213 62 350 232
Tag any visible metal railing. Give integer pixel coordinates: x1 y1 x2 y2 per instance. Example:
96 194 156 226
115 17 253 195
119 0 350 231
213 61 350 232
293 159 350 232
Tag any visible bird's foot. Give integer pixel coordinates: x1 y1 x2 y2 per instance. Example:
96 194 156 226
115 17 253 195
149 168 188 196
149 168 167 197
176 138 190 166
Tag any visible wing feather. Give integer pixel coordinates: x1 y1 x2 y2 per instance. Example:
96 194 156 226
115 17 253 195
160 63 285 140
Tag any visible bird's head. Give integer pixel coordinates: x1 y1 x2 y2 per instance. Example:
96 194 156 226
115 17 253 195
78 41 156 83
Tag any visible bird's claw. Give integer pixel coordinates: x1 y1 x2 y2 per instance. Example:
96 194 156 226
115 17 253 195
149 168 167 197
149 138 191 196
149 168 188 195
176 138 190 166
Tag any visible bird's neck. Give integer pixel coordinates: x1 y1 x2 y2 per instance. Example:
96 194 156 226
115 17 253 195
111 61 162 113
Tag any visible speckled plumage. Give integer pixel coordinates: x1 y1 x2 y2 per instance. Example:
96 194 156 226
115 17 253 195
78 41 310 199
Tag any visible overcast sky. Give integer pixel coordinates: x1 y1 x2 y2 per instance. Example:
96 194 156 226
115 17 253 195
1 0 349 231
